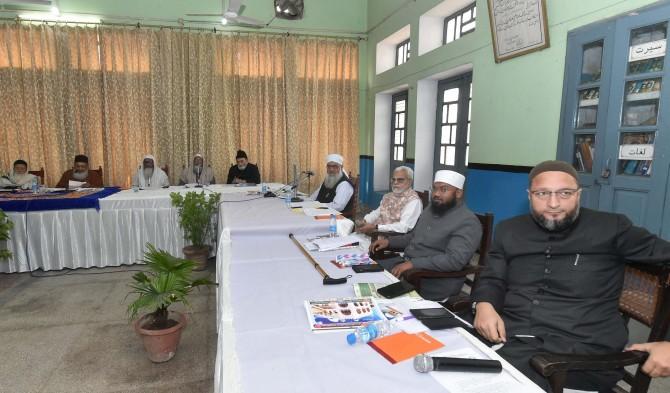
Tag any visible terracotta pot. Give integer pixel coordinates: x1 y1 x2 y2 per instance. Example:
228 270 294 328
183 245 209 271
134 311 187 363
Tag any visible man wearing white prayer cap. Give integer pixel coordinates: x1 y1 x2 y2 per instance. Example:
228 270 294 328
131 155 170 189
370 169 482 301
309 153 354 212
179 153 216 185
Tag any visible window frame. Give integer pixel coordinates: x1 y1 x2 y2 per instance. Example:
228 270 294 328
434 72 473 174
395 39 411 66
391 91 409 171
443 3 477 45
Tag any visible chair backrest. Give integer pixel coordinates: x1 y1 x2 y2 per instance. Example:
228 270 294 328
90 166 103 180
28 167 45 182
416 190 430 209
341 174 359 219
617 263 670 392
467 212 495 291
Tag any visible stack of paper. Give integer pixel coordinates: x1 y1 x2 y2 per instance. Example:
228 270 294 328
303 207 340 217
311 235 360 251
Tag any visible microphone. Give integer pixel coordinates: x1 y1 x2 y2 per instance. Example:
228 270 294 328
413 354 502 373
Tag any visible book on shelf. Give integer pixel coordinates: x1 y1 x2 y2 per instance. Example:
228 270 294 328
574 150 585 172
304 297 385 331
579 142 594 172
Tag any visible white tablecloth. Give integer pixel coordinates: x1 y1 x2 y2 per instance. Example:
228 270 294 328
1 184 276 273
213 201 541 393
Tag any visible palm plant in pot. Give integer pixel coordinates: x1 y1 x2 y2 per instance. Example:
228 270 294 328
127 243 214 362
170 191 221 270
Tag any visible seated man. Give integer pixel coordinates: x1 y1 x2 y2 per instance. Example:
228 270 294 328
179 153 215 185
1 159 37 189
226 150 260 184
472 160 670 392
132 155 170 189
370 170 482 301
356 166 422 235
56 154 103 188
309 153 354 212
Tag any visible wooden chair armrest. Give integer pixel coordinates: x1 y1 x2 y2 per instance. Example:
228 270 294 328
530 350 649 377
443 295 473 313
403 265 484 287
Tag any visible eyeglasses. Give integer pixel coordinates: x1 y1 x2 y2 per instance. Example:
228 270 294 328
391 177 407 183
530 188 581 200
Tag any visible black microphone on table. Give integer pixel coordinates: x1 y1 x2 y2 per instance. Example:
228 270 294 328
413 354 502 373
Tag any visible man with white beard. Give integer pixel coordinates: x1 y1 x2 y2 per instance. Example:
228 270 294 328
56 155 103 188
179 153 215 185
356 166 421 234
131 155 170 189
309 153 354 212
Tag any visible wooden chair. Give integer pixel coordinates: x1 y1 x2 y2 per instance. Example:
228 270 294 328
28 167 45 181
416 189 430 209
530 263 670 393
91 166 103 179
341 174 359 220
403 212 494 308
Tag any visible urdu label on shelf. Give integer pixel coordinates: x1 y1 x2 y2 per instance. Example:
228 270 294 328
619 144 654 160
629 39 666 62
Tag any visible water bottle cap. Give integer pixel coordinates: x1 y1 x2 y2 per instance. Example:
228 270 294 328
346 332 357 345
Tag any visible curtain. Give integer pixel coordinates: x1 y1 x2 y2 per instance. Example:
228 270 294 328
0 23 359 189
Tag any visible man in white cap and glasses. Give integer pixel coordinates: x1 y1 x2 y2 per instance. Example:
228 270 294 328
370 169 482 301
132 155 170 189
179 154 215 186
309 153 354 212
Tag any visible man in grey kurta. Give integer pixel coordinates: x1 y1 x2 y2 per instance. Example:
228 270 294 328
370 170 482 301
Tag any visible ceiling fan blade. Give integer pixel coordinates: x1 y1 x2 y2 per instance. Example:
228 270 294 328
231 15 265 26
226 0 244 14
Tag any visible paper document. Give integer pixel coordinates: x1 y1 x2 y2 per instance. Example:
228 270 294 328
427 347 542 393
68 180 86 188
311 235 360 251
303 207 340 217
290 201 321 208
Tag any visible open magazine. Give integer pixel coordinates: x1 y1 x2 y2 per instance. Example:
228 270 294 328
304 297 385 331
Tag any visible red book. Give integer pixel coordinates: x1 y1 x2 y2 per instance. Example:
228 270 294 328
368 331 444 364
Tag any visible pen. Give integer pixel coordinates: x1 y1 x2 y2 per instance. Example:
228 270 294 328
574 253 580 266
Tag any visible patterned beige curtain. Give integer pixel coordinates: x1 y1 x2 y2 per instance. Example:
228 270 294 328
0 23 359 188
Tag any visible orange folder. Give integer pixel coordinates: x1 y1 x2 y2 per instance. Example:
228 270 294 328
368 331 444 364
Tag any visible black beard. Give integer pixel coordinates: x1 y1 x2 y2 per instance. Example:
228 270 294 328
531 207 580 232
430 198 457 216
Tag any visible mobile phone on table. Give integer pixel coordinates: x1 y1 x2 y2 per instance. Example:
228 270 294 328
409 307 453 320
376 280 416 299
352 264 384 273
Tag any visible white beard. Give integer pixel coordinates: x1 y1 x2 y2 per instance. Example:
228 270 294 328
324 171 343 189
72 170 88 181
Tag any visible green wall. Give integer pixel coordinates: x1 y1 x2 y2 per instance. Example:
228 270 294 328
363 0 661 166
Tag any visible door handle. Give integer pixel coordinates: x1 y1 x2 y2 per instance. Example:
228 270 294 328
600 158 611 179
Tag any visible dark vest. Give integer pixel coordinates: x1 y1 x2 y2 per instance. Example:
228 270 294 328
316 175 354 212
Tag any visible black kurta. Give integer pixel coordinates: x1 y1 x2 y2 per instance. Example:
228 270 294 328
226 163 261 184
472 208 670 389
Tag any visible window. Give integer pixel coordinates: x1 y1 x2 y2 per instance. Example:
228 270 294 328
396 39 410 66
443 4 476 44
391 91 409 168
435 73 472 173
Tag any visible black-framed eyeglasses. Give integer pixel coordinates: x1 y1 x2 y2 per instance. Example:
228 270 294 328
530 188 581 200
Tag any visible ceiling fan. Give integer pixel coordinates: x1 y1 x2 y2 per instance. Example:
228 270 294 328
186 0 265 28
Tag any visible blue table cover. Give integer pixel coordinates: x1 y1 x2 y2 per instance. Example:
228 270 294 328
0 187 121 212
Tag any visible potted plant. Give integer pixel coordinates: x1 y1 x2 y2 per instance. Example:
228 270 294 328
127 243 214 362
0 209 13 260
170 191 221 270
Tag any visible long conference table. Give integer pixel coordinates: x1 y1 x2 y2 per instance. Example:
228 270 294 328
214 196 544 393
1 184 282 273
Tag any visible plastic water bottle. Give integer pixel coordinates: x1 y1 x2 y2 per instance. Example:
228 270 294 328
261 183 268 194
346 320 396 345
329 214 337 237
31 177 39 194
